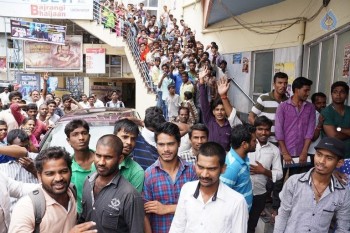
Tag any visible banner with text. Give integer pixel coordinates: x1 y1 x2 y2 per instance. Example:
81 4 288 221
0 0 93 19
24 35 83 72
16 73 41 100
11 20 66 45
86 48 106 74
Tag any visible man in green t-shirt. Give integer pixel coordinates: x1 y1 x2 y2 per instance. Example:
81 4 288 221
65 119 95 213
114 119 144 192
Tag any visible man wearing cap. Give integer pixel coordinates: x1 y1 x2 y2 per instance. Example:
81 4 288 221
274 137 350 233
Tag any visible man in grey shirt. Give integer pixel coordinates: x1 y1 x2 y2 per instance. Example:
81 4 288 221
79 134 144 233
274 137 350 233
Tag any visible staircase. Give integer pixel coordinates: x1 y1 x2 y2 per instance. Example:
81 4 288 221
71 19 156 119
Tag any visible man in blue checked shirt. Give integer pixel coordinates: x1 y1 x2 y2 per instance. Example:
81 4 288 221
143 122 197 233
220 123 256 211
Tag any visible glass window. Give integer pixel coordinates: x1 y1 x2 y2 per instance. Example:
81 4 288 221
253 51 273 95
308 44 320 95
334 29 350 82
149 0 158 7
318 37 334 96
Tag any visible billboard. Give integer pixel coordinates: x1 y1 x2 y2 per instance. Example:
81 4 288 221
0 0 93 20
11 20 66 45
86 48 106 74
16 73 41 100
24 35 83 72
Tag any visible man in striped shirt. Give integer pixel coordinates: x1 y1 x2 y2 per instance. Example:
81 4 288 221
248 72 288 145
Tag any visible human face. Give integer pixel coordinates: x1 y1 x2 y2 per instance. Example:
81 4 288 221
54 97 61 106
212 104 226 121
39 105 48 116
295 85 311 101
0 125 7 141
67 126 90 151
23 119 35 133
111 92 119 101
48 103 56 114
88 97 94 105
190 130 208 151
162 65 169 74
181 74 188 83
314 96 327 112
314 149 342 176
331 86 348 105
95 144 121 178
82 95 87 102
156 133 179 162
31 91 40 102
245 133 257 153
273 78 288 96
178 109 189 123
116 129 137 156
189 63 196 71
61 45 70 57
27 109 38 118
169 87 175 95
196 154 225 188
10 96 21 104
255 124 271 145
38 158 71 198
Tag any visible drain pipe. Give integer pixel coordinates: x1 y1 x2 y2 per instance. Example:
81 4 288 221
298 18 307 77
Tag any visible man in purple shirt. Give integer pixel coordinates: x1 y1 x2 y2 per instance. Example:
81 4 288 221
273 77 315 215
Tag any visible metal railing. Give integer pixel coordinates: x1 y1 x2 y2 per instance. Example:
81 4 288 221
92 1 155 93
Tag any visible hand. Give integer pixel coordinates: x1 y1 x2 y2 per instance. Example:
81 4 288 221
43 72 49 81
18 157 36 175
144 200 168 215
69 221 97 233
318 114 324 127
282 153 293 165
198 66 209 84
299 152 308 166
217 76 230 96
333 170 348 185
250 161 266 175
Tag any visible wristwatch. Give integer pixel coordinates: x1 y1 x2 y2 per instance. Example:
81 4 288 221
336 127 341 132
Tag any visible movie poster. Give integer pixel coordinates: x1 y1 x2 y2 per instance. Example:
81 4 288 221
16 73 41 100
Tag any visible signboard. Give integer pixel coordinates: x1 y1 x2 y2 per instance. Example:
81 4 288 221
16 73 41 100
66 77 84 100
86 48 106 74
0 0 93 20
11 20 66 45
24 35 83 72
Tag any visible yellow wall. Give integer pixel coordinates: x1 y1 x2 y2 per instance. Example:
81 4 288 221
181 0 350 53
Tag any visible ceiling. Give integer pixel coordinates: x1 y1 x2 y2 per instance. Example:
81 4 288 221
207 0 286 26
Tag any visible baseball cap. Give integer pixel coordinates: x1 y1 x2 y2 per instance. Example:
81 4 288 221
314 137 345 158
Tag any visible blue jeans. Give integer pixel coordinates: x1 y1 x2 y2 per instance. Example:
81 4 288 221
157 91 168 120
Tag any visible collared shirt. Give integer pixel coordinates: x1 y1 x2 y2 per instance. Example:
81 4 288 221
71 151 96 214
79 172 144 233
79 101 90 109
166 94 181 118
0 152 38 208
0 172 38 233
169 181 248 233
179 149 196 163
275 98 315 157
106 100 125 108
119 156 145 193
199 84 231 151
9 185 77 233
274 168 350 233
179 81 194 102
321 104 350 159
248 141 282 196
159 76 173 101
132 134 159 170
143 158 197 233
220 148 253 210
308 110 321 155
250 90 288 143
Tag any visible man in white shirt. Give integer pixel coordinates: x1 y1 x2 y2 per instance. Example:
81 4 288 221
78 94 90 109
247 116 282 233
0 87 10 106
91 93 104 108
170 142 248 233
106 91 125 108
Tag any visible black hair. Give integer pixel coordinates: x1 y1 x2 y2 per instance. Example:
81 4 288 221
62 94 71 103
27 103 38 111
210 98 223 112
219 60 227 66
144 112 166 131
64 119 89 138
145 106 163 117
0 120 7 126
188 123 209 139
230 123 256 149
254 116 273 129
155 122 181 144
198 142 226 166
331 81 349 95
21 117 36 127
9 91 22 101
184 91 193 100
311 92 327 104
273 72 288 83
114 118 139 136
178 106 189 116
161 63 169 69
7 129 29 145
96 134 123 158
35 146 72 173
292 77 313 92
46 99 57 106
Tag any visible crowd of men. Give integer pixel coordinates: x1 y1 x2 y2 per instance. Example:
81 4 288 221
0 2 349 233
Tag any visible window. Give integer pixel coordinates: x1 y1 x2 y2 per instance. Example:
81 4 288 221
252 51 273 100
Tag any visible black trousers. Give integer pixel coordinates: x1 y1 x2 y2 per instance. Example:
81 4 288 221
248 192 268 233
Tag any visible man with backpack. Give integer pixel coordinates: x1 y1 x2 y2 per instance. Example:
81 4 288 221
9 147 96 233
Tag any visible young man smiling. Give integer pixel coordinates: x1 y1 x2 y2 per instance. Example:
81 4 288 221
274 137 350 233
170 142 248 233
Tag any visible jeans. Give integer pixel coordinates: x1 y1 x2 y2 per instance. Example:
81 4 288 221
248 192 268 233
